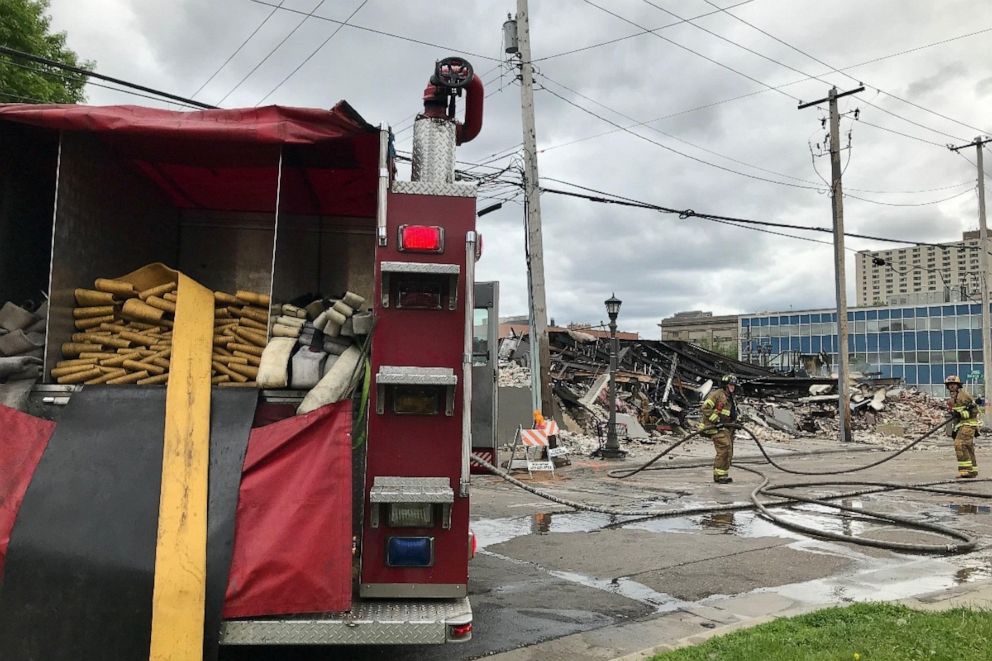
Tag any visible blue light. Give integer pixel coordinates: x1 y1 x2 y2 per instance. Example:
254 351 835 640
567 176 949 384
386 537 434 567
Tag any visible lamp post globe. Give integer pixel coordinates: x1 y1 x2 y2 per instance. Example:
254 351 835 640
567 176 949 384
605 294 622 321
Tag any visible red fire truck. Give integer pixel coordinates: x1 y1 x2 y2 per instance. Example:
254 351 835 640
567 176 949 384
0 57 497 656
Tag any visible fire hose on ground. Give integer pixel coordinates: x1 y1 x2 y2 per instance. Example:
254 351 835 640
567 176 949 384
469 418 992 554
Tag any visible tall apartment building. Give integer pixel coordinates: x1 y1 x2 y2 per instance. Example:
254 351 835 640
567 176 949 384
855 231 984 306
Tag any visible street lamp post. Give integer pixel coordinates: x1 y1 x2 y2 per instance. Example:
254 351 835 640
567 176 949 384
602 294 626 459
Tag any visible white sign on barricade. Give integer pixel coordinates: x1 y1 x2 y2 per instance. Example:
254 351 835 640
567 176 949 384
507 420 566 477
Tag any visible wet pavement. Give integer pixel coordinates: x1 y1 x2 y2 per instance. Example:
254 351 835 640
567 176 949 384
223 440 992 660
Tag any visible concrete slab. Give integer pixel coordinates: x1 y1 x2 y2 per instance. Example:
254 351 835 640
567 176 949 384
616 413 650 440
488 529 793 579
634 545 852 601
484 609 732 661
903 578 992 610
698 591 799 619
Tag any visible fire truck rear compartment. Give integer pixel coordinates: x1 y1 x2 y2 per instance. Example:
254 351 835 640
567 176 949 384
3 114 477 644
34 129 380 379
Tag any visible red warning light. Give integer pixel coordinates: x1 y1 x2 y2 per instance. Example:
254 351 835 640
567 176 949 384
398 225 444 253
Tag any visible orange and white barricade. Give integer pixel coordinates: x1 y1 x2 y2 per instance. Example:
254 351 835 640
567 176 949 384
509 420 566 476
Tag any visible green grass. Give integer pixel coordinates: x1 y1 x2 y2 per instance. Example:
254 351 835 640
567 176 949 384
652 602 992 661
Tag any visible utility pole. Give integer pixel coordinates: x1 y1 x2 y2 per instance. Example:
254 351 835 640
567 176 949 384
514 0 554 418
949 136 992 410
799 85 863 443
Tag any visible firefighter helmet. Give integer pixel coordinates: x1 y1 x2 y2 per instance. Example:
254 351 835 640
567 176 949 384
945 374 962 387
722 374 739 386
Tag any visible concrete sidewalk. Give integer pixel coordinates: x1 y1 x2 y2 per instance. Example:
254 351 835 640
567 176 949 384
623 578 992 660
485 579 992 661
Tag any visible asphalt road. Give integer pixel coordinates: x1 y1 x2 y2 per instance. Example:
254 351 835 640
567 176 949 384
222 438 992 660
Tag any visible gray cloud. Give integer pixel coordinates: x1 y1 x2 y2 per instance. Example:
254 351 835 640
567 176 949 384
905 61 968 98
45 0 992 336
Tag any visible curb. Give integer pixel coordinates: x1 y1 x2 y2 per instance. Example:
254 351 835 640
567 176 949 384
612 579 992 660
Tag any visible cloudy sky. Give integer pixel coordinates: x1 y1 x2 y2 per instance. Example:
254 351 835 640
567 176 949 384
47 0 992 336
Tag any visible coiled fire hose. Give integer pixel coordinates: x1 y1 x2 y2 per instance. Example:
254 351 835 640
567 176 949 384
470 418 992 554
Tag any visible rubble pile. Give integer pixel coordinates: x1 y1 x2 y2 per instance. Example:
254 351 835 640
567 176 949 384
498 360 531 388
500 329 955 452
555 429 602 455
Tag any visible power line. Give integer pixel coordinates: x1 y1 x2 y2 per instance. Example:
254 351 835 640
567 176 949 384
538 176 971 249
854 118 951 148
534 31 989 170
539 78 975 205
638 0 969 144
540 84 821 191
531 0 756 63
581 0 799 103
522 19 986 174
216 0 327 106
0 90 47 103
0 53 204 109
709 215 851 250
702 0 992 137
246 0 500 61
0 46 215 109
538 72 817 185
190 0 285 99
845 187 974 207
420 153 988 252
254 0 368 106
953 151 992 182
394 145 981 247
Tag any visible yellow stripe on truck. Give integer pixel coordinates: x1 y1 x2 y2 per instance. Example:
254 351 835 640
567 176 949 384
149 273 214 661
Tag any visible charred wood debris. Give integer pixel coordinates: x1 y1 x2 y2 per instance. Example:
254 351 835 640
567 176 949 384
500 329 950 451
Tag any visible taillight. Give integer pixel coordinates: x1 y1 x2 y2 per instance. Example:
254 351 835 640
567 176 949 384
449 622 472 640
468 529 478 560
398 225 444 253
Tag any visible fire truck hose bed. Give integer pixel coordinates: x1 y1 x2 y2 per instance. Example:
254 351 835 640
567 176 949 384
54 266 371 408
470 418 991 554
0 386 255 661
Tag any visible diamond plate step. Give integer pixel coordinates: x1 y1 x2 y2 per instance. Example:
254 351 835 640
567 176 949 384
220 597 472 645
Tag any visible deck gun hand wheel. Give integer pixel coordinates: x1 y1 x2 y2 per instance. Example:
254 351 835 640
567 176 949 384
432 57 474 89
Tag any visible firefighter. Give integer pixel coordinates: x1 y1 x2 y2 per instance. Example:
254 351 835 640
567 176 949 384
701 374 739 484
945 375 980 479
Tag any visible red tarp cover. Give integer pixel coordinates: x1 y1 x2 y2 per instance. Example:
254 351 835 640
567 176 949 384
224 400 353 617
0 405 55 579
0 103 380 216
0 103 373 145
0 401 353 617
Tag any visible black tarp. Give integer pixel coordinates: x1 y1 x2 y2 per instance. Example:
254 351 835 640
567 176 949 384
0 386 255 660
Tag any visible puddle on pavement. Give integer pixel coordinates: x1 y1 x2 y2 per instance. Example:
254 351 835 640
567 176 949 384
547 570 687 613
623 506 867 541
473 503 992 615
765 557 963 606
475 503 873 550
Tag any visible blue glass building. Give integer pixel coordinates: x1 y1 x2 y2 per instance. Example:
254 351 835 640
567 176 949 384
739 303 987 396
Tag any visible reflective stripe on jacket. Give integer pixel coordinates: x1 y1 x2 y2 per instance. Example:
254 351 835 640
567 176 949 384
948 388 980 430
700 388 735 432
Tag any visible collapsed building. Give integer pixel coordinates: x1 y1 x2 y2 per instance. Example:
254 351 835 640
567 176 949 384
499 329 951 453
